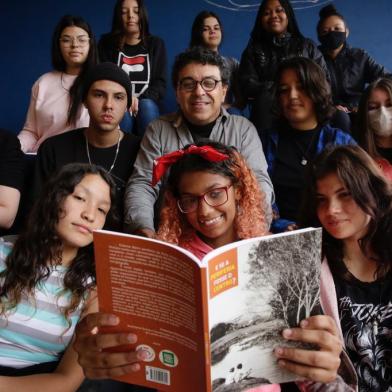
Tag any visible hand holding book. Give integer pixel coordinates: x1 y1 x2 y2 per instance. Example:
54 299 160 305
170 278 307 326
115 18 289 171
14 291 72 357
74 312 342 385
74 312 149 379
274 315 342 383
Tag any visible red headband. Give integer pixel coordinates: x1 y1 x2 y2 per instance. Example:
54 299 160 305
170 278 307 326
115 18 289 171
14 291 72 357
151 145 229 186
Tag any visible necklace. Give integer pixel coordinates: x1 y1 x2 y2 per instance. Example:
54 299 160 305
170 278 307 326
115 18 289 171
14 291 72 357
60 72 70 92
292 129 319 166
85 130 121 173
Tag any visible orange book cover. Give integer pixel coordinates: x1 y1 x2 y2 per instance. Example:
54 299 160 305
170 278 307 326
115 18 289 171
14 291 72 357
93 228 322 392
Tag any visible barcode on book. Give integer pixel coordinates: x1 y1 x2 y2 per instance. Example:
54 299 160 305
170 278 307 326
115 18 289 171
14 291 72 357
145 366 170 385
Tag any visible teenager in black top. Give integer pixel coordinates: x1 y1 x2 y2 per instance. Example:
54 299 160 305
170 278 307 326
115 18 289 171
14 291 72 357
263 57 355 232
301 145 392 392
34 63 140 231
0 129 24 233
317 4 391 132
238 0 328 135
98 0 167 136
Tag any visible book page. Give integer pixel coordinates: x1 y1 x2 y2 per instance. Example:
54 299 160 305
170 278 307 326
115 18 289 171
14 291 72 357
94 231 209 391
204 228 322 391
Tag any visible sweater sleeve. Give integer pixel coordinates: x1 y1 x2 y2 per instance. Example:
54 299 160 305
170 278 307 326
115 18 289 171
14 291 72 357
140 36 167 102
124 120 163 232
18 81 40 153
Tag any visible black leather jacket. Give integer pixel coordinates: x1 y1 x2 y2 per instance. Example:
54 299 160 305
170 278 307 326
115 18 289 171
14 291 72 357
239 35 329 99
321 44 391 110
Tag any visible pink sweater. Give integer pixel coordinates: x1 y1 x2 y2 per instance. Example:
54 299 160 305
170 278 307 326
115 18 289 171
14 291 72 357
18 71 89 153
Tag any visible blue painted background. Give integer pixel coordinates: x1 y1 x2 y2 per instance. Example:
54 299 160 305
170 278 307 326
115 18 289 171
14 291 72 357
1 0 391 134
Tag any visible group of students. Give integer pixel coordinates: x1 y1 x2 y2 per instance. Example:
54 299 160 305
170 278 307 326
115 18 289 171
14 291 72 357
1 0 392 391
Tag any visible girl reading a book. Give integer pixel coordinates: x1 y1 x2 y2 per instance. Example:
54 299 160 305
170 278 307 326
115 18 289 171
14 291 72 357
301 144 392 391
73 142 350 391
0 163 115 391
155 141 268 258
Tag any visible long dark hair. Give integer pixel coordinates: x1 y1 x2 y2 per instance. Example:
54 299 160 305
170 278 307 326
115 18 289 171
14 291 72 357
250 0 303 43
274 57 335 125
52 15 98 126
300 145 392 280
0 163 116 322
355 78 392 158
51 14 97 73
189 10 223 48
109 0 150 49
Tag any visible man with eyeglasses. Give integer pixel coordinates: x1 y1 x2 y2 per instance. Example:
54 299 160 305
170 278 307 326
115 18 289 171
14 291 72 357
125 47 274 237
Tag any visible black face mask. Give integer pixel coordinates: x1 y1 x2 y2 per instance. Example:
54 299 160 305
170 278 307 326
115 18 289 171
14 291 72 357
319 31 346 50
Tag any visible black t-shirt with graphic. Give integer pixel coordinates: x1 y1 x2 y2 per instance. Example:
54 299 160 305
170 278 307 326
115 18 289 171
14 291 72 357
334 270 392 391
116 42 150 98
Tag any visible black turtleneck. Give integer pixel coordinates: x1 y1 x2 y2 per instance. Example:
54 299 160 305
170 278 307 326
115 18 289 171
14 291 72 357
184 118 217 142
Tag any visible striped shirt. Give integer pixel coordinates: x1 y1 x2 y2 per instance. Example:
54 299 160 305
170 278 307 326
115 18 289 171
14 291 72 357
0 240 86 368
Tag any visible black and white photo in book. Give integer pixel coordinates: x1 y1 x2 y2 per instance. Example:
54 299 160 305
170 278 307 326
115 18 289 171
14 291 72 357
207 228 322 391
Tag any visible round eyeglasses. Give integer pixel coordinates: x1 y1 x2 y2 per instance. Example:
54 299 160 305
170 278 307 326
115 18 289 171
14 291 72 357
178 77 222 92
59 36 90 47
177 184 233 213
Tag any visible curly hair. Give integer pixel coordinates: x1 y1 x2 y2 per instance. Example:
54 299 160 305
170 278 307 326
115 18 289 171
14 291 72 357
157 141 268 247
355 78 392 158
0 163 116 324
171 47 230 89
189 10 223 49
300 145 392 280
273 57 335 125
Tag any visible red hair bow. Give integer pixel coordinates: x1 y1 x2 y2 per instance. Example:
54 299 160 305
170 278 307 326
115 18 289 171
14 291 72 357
152 145 229 186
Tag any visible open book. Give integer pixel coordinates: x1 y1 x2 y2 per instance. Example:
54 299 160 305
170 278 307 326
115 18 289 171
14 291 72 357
93 227 322 391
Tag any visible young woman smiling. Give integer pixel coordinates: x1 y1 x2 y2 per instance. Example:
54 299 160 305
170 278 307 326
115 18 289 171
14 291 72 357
263 57 355 232
238 0 328 135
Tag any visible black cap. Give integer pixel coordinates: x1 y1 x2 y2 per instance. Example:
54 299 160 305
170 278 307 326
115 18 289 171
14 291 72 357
82 62 132 109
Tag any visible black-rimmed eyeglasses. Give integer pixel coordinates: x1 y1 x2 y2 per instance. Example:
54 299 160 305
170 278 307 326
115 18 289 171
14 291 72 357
178 77 222 92
177 184 233 213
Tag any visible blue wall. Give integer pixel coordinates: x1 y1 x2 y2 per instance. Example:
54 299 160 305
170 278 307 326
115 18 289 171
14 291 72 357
1 0 391 134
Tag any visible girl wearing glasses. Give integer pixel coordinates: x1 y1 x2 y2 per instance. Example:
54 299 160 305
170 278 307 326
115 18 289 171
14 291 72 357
155 141 347 390
18 15 97 153
156 141 268 258
355 78 392 181
72 142 349 390
98 0 167 136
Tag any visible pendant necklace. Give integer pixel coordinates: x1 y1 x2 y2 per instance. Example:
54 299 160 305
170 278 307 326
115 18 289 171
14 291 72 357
85 130 121 173
293 130 319 166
